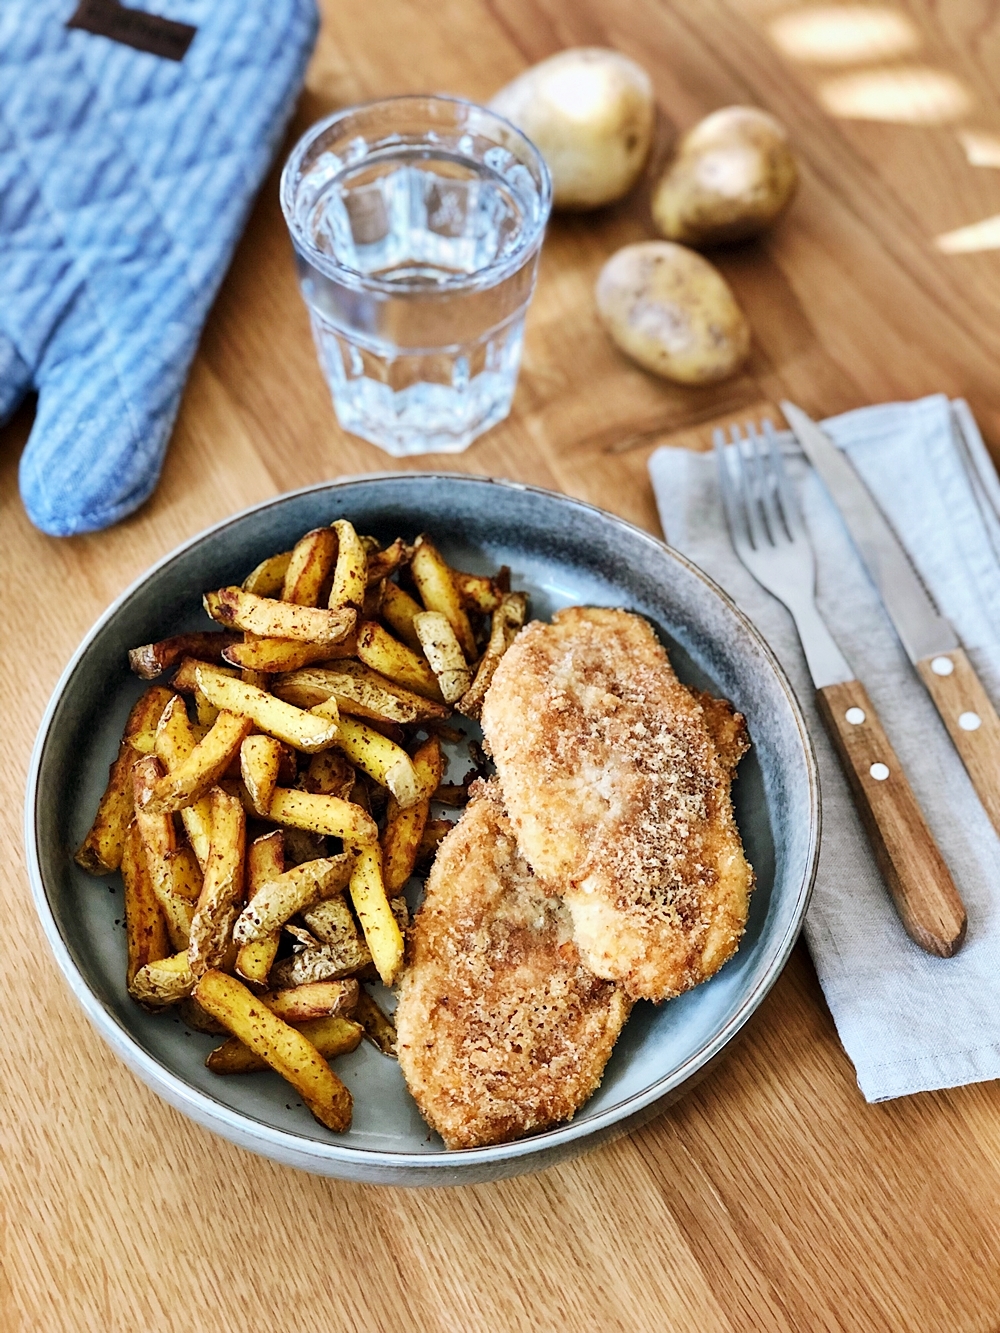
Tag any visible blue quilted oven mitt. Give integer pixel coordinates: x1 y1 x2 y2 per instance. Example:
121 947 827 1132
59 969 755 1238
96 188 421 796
0 0 318 536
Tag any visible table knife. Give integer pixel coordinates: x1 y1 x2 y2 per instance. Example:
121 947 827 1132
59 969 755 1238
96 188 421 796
782 399 1000 839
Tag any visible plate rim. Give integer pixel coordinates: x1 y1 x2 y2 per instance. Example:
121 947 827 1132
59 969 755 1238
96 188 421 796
24 472 821 1174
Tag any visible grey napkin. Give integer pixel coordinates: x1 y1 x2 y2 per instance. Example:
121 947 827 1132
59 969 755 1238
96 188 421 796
649 395 1000 1101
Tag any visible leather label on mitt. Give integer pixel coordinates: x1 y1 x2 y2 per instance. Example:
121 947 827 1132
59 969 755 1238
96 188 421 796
67 0 197 61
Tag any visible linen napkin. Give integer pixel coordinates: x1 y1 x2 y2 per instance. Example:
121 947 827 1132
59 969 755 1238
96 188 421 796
649 395 1000 1101
0 0 318 537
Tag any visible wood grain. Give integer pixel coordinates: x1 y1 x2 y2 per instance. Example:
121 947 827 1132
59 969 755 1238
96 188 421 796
5 1 1000 1329
816 679 967 957
916 647 1000 838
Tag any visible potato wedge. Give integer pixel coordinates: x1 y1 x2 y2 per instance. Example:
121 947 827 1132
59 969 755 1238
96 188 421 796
328 520 367 611
275 662 450 725
378 580 424 652
222 635 357 673
232 853 353 945
171 656 239 693
240 734 283 817
243 550 292 597
187 787 246 979
194 970 352 1131
269 940 373 987
128 632 240 680
301 893 366 951
348 844 403 986
413 611 472 704
365 537 408 586
354 990 397 1056
235 830 284 989
269 787 378 845
145 709 252 814
260 978 359 1023
121 820 169 987
322 715 422 809
281 527 338 606
382 735 443 893
75 686 173 874
132 757 200 950
301 749 355 800
356 621 442 700
206 1014 363 1074
205 587 356 646
194 664 338 753
411 534 477 660
451 569 509 613
416 817 452 867
130 950 194 1008
458 591 528 719
154 695 214 868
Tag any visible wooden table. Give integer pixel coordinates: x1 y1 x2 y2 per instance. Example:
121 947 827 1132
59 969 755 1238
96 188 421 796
5 3 1000 1329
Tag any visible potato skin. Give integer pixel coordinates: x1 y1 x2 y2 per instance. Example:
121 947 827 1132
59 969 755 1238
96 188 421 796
652 106 798 247
595 242 750 385
490 48 654 210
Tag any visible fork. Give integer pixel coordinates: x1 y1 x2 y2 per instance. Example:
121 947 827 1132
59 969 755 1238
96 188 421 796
715 421 967 958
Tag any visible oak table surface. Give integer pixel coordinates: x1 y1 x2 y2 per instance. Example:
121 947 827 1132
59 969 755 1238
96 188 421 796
4 2 1000 1330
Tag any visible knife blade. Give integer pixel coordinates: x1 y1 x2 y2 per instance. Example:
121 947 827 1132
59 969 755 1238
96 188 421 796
782 399 1000 838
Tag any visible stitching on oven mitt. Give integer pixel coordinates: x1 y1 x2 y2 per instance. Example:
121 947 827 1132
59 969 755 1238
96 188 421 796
0 0 318 537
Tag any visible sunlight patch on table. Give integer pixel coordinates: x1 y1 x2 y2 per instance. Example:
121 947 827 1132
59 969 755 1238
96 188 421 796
935 215 1000 254
818 67 971 124
769 7 920 65
957 129 1000 169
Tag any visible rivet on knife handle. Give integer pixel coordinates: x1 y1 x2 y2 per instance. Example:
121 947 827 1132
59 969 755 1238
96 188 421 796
916 647 1000 837
816 680 967 958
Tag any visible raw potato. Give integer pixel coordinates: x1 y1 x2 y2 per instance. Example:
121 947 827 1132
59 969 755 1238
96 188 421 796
491 48 654 210
652 105 798 247
595 241 750 385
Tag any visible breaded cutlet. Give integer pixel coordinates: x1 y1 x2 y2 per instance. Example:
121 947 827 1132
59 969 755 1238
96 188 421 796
395 780 631 1150
480 606 753 1004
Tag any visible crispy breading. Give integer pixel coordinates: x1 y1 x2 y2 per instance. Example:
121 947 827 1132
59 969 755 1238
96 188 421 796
395 781 630 1149
480 606 753 1003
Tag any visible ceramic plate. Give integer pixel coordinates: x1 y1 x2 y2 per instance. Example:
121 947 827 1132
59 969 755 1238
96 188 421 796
26 474 819 1186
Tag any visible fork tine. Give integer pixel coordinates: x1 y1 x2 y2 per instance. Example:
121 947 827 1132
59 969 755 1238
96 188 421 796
730 424 765 550
747 421 783 545
713 427 745 547
763 419 802 537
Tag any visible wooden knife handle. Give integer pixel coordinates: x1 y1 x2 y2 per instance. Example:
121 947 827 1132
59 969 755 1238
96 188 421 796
916 647 1000 838
816 680 967 957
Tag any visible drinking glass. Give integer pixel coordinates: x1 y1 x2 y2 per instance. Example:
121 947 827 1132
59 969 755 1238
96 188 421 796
280 95 552 455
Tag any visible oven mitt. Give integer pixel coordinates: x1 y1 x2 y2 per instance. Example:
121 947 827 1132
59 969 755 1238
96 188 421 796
0 0 318 537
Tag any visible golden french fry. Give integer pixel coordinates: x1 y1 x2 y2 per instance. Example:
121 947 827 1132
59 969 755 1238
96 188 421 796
275 661 450 724
353 990 397 1056
232 853 353 944
222 635 357 673
378 579 424 652
130 950 194 1008
145 709 252 813
178 997 229 1034
416 817 452 866
133 756 200 950
204 587 356 647
260 978 359 1023
128 632 240 680
301 893 366 950
382 735 442 893
193 970 352 1131
316 714 420 808
235 830 284 988
365 537 408 585
458 591 528 719
171 656 239 693
301 749 355 800
187 787 246 978
328 520 367 611
434 781 471 807
451 568 508 613
75 686 173 874
240 734 283 816
356 620 442 700
281 527 338 606
121 821 169 987
154 695 214 868
268 787 378 845
348 844 403 986
411 534 477 660
206 1015 363 1074
413 611 472 704
243 550 292 596
194 665 338 753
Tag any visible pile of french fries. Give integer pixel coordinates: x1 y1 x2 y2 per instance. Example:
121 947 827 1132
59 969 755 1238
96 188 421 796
76 522 527 1133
